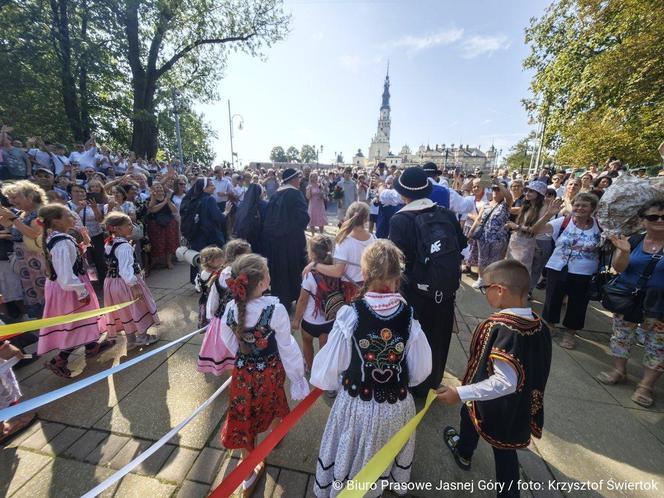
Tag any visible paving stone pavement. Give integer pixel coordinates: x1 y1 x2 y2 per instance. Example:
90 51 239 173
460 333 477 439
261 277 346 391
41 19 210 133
2 261 663 497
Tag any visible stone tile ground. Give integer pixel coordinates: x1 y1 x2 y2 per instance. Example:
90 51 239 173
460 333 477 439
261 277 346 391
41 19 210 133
2 260 663 497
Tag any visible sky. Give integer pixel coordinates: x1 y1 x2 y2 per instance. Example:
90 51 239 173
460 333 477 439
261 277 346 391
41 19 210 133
195 0 551 166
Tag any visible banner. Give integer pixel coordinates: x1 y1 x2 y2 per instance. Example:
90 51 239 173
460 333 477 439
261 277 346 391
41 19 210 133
208 388 323 498
0 300 135 340
337 389 437 498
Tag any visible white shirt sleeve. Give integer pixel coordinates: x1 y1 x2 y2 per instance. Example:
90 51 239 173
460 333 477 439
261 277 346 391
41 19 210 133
270 304 310 400
405 317 433 386
449 190 476 215
379 189 403 206
455 359 518 402
310 305 356 390
206 281 220 320
115 242 138 286
51 239 88 299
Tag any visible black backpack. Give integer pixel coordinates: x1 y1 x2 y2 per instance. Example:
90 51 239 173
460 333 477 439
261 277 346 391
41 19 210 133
406 208 464 300
179 196 203 242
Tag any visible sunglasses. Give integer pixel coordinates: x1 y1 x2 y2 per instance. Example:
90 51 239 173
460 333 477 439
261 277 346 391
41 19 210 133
643 214 664 222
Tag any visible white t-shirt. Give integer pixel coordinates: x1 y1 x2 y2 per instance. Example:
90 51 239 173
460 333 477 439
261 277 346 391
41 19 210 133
545 216 601 275
334 234 376 283
211 177 232 202
28 149 53 169
301 273 334 325
69 147 98 169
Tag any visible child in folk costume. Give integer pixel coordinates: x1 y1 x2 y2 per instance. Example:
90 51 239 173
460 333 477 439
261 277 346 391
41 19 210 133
292 234 342 374
197 239 251 375
38 205 110 377
311 240 432 498
103 212 159 350
220 254 309 497
438 260 552 498
195 246 225 329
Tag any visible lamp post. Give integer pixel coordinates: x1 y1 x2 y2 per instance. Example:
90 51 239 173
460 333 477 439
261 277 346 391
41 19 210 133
171 89 184 165
227 99 244 170
315 145 324 165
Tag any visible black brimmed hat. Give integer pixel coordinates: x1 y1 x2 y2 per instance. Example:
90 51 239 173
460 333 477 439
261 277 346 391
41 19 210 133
422 162 441 176
282 168 301 183
394 167 432 200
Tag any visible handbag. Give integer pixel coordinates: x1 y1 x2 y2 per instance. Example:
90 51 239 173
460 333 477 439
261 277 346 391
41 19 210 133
601 247 663 323
469 203 498 241
589 247 612 301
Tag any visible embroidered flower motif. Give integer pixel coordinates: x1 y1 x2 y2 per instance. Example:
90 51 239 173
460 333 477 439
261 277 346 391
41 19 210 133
236 358 245 369
380 328 392 341
395 342 404 353
387 352 398 363
256 360 267 371
365 352 376 361
359 339 370 349
256 338 268 349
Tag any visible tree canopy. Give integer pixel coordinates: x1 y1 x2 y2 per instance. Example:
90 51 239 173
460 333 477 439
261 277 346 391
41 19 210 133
523 0 664 166
0 0 290 161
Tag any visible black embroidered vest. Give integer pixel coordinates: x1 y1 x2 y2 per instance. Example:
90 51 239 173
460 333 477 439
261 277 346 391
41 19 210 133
342 298 411 404
213 279 232 318
226 304 279 371
47 234 85 281
106 240 141 278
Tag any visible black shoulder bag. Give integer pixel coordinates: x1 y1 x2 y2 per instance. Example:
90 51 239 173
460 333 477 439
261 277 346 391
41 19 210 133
601 246 663 323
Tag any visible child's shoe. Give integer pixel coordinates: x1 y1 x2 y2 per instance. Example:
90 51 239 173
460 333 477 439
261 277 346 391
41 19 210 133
443 426 471 470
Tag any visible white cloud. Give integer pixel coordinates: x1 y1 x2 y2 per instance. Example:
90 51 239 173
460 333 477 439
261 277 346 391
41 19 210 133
390 28 464 54
461 34 510 59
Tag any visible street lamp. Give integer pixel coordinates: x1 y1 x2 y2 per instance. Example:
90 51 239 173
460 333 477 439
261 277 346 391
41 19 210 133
171 89 184 165
227 99 244 170
315 145 324 165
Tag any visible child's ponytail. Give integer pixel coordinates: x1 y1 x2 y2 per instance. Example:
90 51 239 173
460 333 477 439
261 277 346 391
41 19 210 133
226 254 268 350
336 202 369 244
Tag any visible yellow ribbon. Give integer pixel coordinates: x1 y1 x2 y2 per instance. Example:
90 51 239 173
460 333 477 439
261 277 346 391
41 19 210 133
338 389 437 498
0 300 135 340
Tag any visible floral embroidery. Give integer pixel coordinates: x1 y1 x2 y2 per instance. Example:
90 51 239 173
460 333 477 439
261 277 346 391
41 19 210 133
531 389 543 415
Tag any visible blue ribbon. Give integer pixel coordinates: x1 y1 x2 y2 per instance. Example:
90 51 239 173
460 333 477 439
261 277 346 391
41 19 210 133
0 326 206 421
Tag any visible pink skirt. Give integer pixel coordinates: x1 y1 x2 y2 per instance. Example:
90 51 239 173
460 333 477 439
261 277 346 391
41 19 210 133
103 275 159 337
38 275 106 354
197 317 234 375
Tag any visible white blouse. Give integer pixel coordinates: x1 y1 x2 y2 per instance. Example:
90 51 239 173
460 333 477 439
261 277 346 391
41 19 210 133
220 296 310 400
49 232 88 299
310 293 432 391
205 267 232 320
104 237 137 285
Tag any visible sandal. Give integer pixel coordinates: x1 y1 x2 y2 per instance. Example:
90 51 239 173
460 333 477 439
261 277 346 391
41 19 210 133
596 370 626 385
240 461 265 498
631 384 654 408
45 357 72 378
85 339 117 358
560 332 576 350
443 426 471 471
0 412 37 445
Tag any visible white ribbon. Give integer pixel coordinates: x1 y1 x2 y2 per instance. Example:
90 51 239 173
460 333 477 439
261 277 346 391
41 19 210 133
0 326 207 422
81 376 231 498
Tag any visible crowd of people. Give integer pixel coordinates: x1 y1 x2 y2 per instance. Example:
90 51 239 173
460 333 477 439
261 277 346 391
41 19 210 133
1 125 663 497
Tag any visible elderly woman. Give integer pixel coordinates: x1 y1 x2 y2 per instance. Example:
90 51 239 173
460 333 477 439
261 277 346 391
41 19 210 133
531 192 602 349
147 182 179 270
596 199 664 407
0 181 48 318
68 182 106 283
468 183 512 289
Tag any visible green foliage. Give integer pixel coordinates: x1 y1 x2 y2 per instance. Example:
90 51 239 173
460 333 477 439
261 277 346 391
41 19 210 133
286 146 300 162
523 0 664 166
270 146 287 162
157 107 217 165
300 144 317 163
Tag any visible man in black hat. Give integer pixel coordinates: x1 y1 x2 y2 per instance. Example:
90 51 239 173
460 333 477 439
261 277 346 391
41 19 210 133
389 167 467 397
261 168 310 312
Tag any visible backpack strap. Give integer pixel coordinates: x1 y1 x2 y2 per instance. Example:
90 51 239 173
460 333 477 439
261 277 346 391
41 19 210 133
558 215 572 238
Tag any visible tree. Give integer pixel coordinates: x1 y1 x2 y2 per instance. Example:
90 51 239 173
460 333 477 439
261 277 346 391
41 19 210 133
106 0 290 158
286 146 299 162
157 106 216 165
270 146 287 162
524 0 664 166
300 144 316 163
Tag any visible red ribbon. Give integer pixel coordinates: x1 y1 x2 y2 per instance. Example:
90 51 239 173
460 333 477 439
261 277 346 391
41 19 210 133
225 273 248 301
208 388 323 498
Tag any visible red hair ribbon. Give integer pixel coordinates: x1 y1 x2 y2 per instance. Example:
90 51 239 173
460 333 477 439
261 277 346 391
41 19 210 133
35 218 44 227
226 273 249 301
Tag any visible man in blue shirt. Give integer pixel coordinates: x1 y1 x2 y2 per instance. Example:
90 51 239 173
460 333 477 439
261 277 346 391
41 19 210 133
423 162 450 208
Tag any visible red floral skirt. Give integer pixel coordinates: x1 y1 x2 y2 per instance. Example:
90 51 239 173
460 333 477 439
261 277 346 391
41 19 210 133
147 217 179 265
221 354 290 450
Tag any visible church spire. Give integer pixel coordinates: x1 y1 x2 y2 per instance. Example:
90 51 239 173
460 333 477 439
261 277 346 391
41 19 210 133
381 61 390 110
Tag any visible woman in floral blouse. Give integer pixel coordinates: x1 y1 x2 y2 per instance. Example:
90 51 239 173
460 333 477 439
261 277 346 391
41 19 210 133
469 183 512 289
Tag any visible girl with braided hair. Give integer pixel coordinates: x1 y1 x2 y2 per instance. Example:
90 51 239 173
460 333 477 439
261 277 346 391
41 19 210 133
37 205 109 377
311 239 432 497
219 253 309 496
